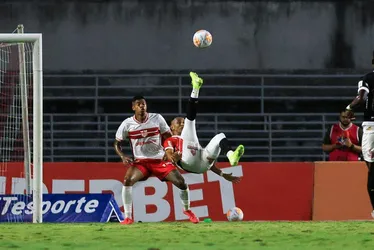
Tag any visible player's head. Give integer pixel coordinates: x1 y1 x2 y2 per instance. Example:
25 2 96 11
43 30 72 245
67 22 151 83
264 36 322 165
132 95 147 116
170 117 184 135
339 110 352 127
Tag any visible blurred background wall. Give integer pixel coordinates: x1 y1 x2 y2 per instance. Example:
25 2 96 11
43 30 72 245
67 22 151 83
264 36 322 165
1 0 374 71
1 0 373 162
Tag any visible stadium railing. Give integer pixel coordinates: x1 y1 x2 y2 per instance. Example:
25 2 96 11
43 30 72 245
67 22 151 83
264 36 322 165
42 73 363 162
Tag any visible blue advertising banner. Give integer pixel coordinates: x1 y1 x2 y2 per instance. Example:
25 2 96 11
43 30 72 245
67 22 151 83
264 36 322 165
0 194 124 223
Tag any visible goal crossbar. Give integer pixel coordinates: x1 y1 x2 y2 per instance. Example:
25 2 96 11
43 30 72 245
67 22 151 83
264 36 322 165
0 33 43 223
0 33 42 42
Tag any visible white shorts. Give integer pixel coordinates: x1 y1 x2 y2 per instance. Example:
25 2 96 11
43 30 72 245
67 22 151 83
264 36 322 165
180 118 201 166
362 122 374 162
180 118 226 173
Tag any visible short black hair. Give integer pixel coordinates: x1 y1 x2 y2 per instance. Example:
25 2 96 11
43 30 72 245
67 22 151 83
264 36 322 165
340 109 354 117
132 95 145 102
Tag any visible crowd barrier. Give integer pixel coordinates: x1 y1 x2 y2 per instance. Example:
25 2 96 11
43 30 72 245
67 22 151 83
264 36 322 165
1 162 372 221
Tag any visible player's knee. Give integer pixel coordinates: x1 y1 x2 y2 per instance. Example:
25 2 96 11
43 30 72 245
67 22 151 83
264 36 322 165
123 176 136 186
177 182 188 190
174 176 187 189
217 132 226 139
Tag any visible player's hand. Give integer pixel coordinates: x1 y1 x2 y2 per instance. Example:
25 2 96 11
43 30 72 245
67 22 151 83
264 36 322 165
121 156 133 165
162 153 168 161
170 152 182 164
343 138 353 148
222 173 241 184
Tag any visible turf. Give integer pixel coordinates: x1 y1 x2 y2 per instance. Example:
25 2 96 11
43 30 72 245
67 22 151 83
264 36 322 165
0 221 373 250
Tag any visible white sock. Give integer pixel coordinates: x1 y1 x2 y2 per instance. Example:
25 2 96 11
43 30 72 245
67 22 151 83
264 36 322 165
122 186 133 219
226 150 234 159
180 187 190 211
191 89 199 98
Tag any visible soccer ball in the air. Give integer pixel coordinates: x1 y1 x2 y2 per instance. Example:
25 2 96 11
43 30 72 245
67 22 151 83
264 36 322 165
226 207 244 221
193 30 213 48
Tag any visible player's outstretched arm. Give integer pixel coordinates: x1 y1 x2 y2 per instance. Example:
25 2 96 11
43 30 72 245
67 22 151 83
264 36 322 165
347 89 368 111
210 165 241 184
164 148 181 165
114 140 133 165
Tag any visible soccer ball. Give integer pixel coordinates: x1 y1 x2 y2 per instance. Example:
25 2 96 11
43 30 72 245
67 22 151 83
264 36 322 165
226 207 244 221
193 30 213 48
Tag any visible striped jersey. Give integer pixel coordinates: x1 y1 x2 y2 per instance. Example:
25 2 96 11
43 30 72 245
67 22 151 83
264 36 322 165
115 113 170 160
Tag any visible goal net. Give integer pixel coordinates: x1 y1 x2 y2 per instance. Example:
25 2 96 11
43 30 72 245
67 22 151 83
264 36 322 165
0 25 43 223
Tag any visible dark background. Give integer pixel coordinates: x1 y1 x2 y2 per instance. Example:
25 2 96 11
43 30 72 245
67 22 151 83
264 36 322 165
0 0 372 162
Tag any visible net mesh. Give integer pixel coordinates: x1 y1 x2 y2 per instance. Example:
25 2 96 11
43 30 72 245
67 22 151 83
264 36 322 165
0 29 33 222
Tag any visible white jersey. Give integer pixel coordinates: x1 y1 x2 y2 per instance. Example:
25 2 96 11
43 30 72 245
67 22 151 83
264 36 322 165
115 113 170 160
180 133 225 174
163 119 225 174
163 135 210 173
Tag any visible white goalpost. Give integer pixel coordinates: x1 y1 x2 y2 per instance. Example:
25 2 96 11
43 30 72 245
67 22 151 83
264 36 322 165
0 26 43 223
17 25 32 196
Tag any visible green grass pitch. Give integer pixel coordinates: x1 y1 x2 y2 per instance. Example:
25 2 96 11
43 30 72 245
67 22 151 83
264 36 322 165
0 221 373 249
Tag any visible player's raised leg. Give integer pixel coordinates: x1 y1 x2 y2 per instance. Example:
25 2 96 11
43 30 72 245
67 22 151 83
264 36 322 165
180 72 203 143
190 71 204 98
121 166 146 225
226 143 245 166
164 170 199 223
188 71 244 166
203 133 244 166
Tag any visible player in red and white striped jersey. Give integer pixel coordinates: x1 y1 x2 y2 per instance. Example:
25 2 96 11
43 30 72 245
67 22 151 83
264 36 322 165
114 95 198 224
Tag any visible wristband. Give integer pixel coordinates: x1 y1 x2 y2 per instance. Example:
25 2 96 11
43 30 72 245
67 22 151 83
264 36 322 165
346 105 352 110
220 172 224 177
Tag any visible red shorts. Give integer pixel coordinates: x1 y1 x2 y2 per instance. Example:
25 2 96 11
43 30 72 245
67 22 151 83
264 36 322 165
133 159 176 180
